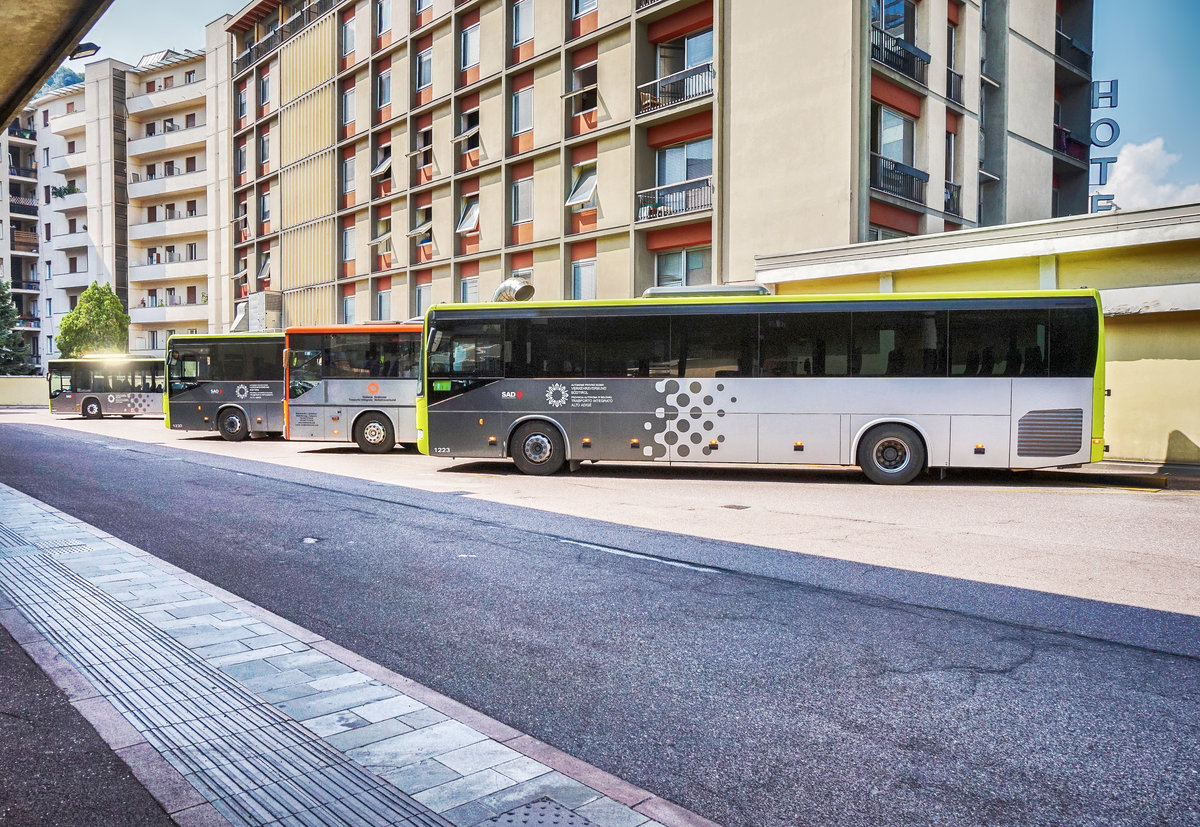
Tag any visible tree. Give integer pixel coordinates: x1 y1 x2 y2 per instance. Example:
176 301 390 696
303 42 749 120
0 279 37 375
56 282 130 358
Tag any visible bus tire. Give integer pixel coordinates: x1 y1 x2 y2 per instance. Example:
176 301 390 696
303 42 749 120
82 398 102 419
354 413 394 454
218 408 248 442
858 423 925 485
510 421 565 476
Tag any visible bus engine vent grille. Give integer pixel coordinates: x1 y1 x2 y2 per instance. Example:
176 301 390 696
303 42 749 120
1017 408 1084 457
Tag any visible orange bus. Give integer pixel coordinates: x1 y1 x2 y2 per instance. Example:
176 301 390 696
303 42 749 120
284 322 423 452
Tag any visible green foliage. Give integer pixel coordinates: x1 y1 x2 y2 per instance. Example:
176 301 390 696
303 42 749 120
39 66 83 95
56 282 130 359
50 184 82 199
0 279 37 375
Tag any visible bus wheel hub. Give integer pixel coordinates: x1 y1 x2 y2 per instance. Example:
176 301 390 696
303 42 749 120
875 438 908 471
524 434 552 464
363 422 386 444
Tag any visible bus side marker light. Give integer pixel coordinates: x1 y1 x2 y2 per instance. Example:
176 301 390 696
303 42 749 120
794 441 804 452
709 440 719 450
975 444 986 455
478 418 485 426
488 436 497 446
331 415 339 421
203 417 209 422
333 430 339 435
630 439 639 449
582 438 591 448
256 417 262 423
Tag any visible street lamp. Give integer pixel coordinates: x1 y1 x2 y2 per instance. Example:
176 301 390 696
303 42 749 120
69 42 100 60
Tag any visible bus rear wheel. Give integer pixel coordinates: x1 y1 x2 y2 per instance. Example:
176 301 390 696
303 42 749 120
82 399 102 419
511 421 565 476
354 413 394 454
218 409 248 442
858 424 925 485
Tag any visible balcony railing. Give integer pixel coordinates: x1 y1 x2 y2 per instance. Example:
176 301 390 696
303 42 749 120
870 153 928 203
945 182 961 216
130 166 205 183
9 280 40 291
8 164 36 178
636 0 668 9
1055 30 1092 73
8 196 38 216
234 0 335 74
13 317 40 329
636 176 714 221
637 62 716 115
870 27 929 85
946 68 963 104
6 125 36 140
137 252 203 266
10 229 38 252
1053 126 1089 163
137 296 206 309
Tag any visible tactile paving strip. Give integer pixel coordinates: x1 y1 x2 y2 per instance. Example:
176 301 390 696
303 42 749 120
0 549 453 827
483 798 598 826
0 524 27 548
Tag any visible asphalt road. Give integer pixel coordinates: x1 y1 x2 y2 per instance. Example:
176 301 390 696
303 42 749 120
1 422 1198 826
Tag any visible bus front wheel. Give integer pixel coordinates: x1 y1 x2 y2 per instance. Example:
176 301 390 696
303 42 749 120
354 413 394 454
218 409 248 442
511 422 565 476
82 398 102 419
858 424 925 485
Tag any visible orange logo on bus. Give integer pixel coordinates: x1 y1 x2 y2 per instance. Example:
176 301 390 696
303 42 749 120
366 382 380 395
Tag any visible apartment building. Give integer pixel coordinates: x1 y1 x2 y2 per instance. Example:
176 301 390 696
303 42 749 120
210 0 1090 328
2 106 43 368
30 49 219 362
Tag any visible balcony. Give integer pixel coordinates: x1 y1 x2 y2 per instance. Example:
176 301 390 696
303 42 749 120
128 167 208 199
870 153 929 204
1053 125 1089 164
126 80 206 116
637 63 716 116
53 269 94 290
52 108 86 134
8 164 36 180
636 0 668 8
129 298 208 324
53 230 90 249
9 229 38 254
6 124 36 142
870 27 929 85
128 210 207 241
1055 30 1092 74
127 123 207 157
233 0 335 74
129 255 209 283
50 151 87 174
945 182 961 216
9 280 40 292
8 196 38 217
53 189 88 212
946 68 963 105
12 316 40 331
636 176 714 221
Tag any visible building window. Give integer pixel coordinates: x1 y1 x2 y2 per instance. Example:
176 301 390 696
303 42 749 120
459 277 479 303
871 103 915 165
656 136 712 186
185 70 196 84
867 225 910 241
376 70 391 108
416 0 432 11
512 87 533 134
457 109 480 151
342 157 356 193
571 63 597 114
416 127 433 169
259 73 270 107
412 205 433 245
655 247 711 287
657 28 713 78
259 192 270 223
512 177 533 224
872 0 916 42
461 24 480 69
456 195 481 235
342 87 355 124
236 87 247 118
573 0 597 18
342 19 355 55
371 146 392 177
414 283 431 316
571 259 596 300
945 131 956 183
186 242 198 261
416 49 432 90
513 0 533 46
565 164 598 209
344 295 356 324
235 144 247 175
342 226 355 262
258 132 269 165
376 0 391 34
376 289 391 320
511 267 533 284
371 215 393 256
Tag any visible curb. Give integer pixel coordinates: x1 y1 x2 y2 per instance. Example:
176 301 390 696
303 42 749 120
2 494 720 827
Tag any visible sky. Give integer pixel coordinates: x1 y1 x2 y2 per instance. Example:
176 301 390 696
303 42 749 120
76 0 1200 212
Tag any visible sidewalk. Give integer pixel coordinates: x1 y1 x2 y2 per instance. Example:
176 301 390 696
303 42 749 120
1030 459 1200 490
0 483 716 827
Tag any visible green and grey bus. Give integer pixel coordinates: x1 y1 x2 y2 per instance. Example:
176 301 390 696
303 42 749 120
165 333 285 441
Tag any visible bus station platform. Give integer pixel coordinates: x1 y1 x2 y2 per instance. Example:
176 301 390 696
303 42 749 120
1029 459 1200 490
0 483 714 827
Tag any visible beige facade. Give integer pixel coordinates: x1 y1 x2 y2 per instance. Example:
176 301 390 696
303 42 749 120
2 104 42 368
213 0 1088 331
29 49 223 361
755 203 1200 466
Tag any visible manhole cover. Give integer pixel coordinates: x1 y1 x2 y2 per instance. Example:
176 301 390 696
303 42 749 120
483 797 598 826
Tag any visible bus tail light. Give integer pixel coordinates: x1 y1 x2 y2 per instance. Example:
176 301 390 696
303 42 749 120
975 444 986 455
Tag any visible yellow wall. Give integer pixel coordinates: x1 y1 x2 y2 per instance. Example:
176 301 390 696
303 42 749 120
0 377 46 407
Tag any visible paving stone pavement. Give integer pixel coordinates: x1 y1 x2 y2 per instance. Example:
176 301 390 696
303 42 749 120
0 483 699 827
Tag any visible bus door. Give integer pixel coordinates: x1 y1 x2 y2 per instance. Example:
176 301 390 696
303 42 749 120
286 341 328 439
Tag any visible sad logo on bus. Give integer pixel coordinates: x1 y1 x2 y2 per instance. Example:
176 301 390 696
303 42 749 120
546 383 568 408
